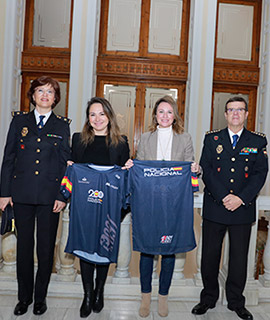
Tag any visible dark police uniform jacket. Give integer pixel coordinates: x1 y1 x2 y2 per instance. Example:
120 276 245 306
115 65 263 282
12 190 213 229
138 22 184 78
200 127 268 225
0 110 71 204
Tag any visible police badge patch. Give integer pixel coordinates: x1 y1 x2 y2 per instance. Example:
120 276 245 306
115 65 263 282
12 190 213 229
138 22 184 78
21 127 28 137
216 145 223 154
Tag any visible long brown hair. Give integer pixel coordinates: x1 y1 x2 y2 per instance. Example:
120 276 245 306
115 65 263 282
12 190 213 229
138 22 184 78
81 97 124 146
149 95 184 134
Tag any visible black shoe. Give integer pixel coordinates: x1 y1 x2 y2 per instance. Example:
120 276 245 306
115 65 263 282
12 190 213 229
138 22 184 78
92 287 104 313
228 306 253 320
33 300 47 315
80 293 93 318
191 302 213 315
14 300 32 316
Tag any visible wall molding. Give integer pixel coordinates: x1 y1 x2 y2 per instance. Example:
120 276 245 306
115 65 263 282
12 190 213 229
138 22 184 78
97 57 188 81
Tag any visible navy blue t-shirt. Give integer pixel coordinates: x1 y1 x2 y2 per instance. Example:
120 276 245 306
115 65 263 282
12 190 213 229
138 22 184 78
61 163 128 264
128 160 199 255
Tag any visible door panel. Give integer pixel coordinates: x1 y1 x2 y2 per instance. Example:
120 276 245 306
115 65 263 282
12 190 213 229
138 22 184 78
217 3 253 61
104 84 136 153
148 0 183 55
33 0 72 48
107 0 141 52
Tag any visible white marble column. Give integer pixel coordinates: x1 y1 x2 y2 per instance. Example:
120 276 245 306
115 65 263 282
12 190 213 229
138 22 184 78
68 0 100 134
260 211 270 286
186 0 217 160
194 221 203 284
113 212 132 282
194 194 204 284
1 233 16 274
56 209 76 280
257 0 270 195
0 215 2 268
173 253 186 283
0 0 25 161
263 220 270 284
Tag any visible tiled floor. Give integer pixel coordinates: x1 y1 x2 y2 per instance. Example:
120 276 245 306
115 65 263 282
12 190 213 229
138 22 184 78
0 295 270 320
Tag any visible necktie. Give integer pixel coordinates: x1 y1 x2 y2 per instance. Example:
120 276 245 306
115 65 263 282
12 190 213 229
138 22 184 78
232 134 239 148
37 115 45 130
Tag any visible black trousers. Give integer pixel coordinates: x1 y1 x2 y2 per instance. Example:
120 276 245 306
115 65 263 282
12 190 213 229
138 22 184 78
13 203 59 303
200 219 252 309
80 259 109 292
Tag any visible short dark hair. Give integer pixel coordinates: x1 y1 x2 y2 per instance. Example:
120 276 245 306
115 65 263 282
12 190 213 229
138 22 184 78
225 96 248 112
27 76 61 109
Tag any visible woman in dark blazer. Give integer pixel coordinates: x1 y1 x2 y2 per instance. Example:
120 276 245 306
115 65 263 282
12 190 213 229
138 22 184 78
125 95 200 318
68 97 130 318
0 76 71 316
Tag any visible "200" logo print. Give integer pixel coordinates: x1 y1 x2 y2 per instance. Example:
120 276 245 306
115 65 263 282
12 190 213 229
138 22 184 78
88 189 104 198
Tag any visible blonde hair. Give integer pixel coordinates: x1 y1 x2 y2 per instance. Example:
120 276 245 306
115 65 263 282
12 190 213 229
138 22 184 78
81 97 124 146
149 95 184 134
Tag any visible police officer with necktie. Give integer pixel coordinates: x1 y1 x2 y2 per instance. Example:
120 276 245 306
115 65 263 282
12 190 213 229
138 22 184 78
192 96 268 320
0 76 71 316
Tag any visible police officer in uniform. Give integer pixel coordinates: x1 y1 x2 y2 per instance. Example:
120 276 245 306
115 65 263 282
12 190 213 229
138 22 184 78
192 96 268 320
0 76 71 316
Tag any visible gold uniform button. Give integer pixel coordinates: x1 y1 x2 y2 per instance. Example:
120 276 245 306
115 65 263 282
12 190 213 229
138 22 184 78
54 143 57 146
231 168 235 172
37 138 41 142
36 149 40 153
35 171 39 175
230 179 234 183
20 139 23 142
231 157 235 162
230 190 234 193
217 157 220 160
36 160 40 164
245 158 249 162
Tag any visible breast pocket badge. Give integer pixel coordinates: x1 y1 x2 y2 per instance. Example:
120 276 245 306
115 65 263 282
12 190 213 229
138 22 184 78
21 127 28 137
216 145 223 154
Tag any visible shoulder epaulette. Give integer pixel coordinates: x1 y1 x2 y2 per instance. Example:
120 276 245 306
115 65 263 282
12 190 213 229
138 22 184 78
11 111 28 117
251 131 266 138
205 129 221 135
56 114 72 124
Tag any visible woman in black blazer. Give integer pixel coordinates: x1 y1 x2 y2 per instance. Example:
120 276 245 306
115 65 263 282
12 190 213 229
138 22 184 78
68 97 130 318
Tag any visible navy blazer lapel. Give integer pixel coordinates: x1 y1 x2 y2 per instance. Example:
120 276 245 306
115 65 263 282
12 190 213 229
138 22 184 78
27 110 39 134
234 128 249 152
40 112 56 136
219 128 232 154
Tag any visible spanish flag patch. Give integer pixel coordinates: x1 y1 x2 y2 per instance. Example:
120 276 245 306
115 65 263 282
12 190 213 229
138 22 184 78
61 176 72 193
191 176 199 187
